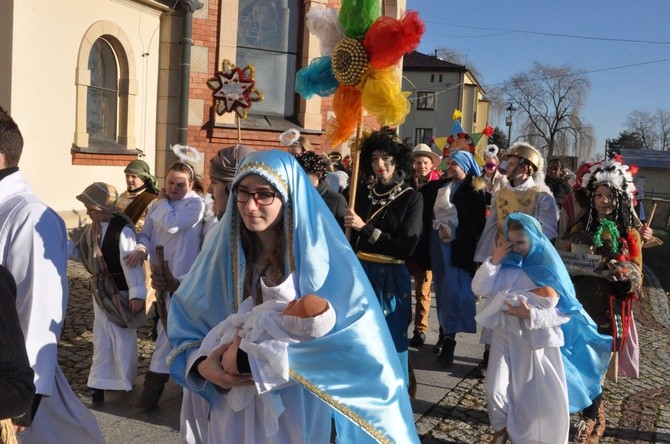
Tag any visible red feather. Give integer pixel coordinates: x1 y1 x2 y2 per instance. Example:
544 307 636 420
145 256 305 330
629 164 639 176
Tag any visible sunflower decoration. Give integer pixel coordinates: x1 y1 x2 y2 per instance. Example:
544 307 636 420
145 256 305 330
295 1 424 146
207 60 264 119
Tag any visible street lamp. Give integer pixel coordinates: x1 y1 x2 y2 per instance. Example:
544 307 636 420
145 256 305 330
505 103 516 149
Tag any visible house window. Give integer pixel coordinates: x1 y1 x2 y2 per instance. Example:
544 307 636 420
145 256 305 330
415 128 433 146
236 0 300 117
87 39 118 144
439 74 443 82
417 92 435 110
430 74 434 82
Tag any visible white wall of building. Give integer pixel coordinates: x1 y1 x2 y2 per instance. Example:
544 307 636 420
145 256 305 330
6 0 162 225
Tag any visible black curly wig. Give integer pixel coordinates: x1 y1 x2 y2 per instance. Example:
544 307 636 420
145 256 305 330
359 128 413 179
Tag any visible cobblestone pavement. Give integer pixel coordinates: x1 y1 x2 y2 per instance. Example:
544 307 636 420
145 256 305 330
59 261 670 443
415 265 670 444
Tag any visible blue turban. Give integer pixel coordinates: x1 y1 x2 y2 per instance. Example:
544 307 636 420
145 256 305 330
449 150 481 176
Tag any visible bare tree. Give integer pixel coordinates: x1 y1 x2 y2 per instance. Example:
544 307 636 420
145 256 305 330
624 109 658 149
655 108 670 151
503 62 595 161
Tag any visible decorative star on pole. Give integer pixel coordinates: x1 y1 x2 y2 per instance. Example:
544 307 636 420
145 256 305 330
207 60 264 118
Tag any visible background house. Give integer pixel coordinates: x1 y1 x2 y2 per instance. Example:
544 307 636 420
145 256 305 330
1 0 409 227
399 50 490 147
619 148 670 229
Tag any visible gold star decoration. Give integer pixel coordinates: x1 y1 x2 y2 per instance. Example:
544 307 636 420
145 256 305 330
207 60 264 118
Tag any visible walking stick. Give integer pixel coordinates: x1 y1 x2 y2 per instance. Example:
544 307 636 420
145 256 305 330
345 115 364 240
154 245 169 330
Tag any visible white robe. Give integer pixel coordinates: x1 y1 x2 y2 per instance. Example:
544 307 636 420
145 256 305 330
474 177 558 262
472 259 570 444
184 274 334 444
137 191 204 374
0 172 104 444
138 192 204 443
69 222 147 391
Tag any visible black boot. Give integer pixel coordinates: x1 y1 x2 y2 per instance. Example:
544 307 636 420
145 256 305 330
409 329 426 348
136 371 169 410
432 327 445 354
437 335 456 367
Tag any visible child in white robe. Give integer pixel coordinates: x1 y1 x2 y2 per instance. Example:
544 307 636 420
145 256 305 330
197 273 335 440
70 182 147 403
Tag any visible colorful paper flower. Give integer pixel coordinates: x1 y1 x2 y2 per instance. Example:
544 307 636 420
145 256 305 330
295 2 424 146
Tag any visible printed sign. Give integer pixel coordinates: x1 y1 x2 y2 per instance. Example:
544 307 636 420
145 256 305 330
558 251 604 276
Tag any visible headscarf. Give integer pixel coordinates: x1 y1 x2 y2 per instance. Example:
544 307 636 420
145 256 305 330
209 144 255 183
449 150 481 176
168 150 418 443
501 212 612 412
124 160 159 194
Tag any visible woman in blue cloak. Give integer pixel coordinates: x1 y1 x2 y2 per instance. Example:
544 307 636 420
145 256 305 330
167 150 418 443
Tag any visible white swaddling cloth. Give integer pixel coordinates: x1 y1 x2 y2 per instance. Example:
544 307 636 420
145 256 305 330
432 182 459 242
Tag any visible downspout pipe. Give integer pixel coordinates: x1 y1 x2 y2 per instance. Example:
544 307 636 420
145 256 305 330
178 0 204 145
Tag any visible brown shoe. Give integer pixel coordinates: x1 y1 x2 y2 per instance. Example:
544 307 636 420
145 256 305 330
490 427 508 444
573 417 596 444
593 400 606 439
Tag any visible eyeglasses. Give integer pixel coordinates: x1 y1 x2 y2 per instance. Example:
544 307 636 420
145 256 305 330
234 189 278 206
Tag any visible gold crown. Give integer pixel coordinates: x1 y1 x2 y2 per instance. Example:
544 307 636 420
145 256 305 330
507 143 541 171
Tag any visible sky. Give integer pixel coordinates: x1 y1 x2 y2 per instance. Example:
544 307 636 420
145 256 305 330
406 0 670 153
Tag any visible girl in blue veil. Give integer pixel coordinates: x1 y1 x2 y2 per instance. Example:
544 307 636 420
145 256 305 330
473 212 612 443
497 213 612 413
168 150 418 443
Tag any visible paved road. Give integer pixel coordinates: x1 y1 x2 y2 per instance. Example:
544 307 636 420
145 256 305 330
59 261 670 443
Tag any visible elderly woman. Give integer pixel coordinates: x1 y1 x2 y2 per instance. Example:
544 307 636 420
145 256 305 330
168 150 419 443
559 158 643 443
344 129 423 383
427 150 486 366
407 143 442 347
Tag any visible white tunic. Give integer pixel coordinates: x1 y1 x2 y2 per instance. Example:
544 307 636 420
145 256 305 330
137 191 204 374
0 172 104 443
70 222 147 391
472 259 570 444
184 274 333 444
138 192 205 443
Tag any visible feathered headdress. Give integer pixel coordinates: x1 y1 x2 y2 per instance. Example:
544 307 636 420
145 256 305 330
581 156 636 201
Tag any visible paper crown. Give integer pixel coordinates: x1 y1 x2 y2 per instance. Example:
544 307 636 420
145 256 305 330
580 157 637 201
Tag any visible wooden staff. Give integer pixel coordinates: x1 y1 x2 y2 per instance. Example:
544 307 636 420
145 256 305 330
236 114 242 145
345 115 364 240
647 202 657 227
154 245 169 330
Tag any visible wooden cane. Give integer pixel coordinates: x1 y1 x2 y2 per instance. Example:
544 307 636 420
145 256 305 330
345 115 364 240
647 202 657 227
